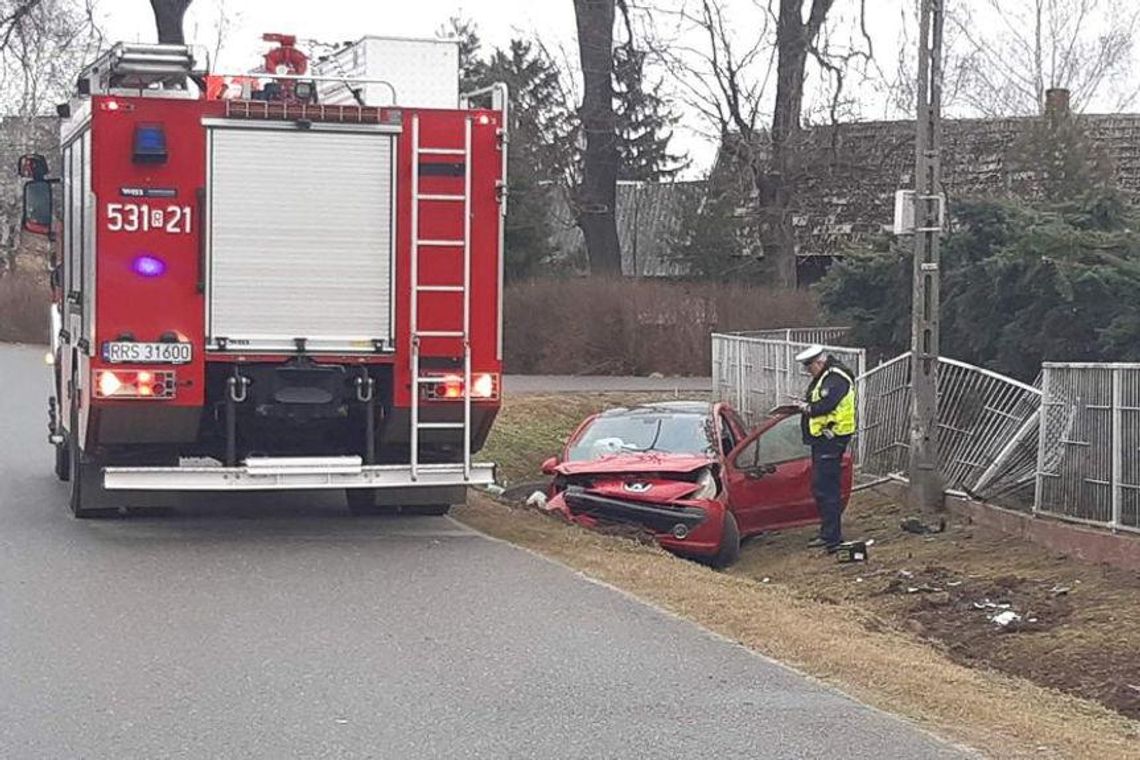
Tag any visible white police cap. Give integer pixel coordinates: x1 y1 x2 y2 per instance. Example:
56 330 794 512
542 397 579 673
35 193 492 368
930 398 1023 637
795 344 825 365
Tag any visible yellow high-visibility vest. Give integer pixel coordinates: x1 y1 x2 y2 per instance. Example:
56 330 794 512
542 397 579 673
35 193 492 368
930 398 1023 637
808 366 856 437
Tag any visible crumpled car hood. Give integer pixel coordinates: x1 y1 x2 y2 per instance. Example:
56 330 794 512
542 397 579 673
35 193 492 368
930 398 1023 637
553 452 714 477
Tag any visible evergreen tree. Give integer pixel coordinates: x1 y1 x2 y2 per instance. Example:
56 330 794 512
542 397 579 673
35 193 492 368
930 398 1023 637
612 42 687 182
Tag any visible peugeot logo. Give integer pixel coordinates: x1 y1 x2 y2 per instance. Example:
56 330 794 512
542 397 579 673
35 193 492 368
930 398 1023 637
624 482 652 493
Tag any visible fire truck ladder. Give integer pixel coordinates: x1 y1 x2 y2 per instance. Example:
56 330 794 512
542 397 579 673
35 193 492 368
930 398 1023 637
410 114 474 481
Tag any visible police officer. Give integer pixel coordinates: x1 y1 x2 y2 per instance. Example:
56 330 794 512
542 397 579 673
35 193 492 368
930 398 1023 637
794 345 856 552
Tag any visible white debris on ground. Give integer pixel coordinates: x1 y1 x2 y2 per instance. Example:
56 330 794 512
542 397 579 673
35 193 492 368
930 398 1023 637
526 491 548 509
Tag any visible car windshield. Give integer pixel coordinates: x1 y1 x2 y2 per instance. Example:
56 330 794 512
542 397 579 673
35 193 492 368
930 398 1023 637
566 411 716 461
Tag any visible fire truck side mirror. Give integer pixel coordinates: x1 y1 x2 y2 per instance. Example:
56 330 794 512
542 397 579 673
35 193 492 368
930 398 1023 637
22 180 53 236
17 153 49 180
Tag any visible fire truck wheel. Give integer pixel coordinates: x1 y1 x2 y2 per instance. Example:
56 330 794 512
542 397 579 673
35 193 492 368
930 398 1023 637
67 402 114 519
403 504 452 517
54 438 70 482
345 489 397 515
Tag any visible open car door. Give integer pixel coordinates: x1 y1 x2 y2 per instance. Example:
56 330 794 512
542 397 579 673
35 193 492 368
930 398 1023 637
723 415 820 536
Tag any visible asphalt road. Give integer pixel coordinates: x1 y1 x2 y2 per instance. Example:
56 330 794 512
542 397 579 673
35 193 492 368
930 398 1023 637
0 344 967 759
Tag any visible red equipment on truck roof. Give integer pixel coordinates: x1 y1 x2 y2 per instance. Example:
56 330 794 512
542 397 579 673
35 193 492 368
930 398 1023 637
17 36 508 517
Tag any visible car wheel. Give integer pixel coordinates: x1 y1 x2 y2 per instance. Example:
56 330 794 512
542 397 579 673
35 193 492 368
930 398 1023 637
709 511 741 569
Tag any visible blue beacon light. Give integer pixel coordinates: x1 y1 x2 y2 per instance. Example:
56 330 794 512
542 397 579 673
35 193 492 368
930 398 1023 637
132 254 166 278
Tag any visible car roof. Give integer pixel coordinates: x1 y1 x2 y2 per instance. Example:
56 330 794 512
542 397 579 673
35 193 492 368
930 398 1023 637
596 400 714 418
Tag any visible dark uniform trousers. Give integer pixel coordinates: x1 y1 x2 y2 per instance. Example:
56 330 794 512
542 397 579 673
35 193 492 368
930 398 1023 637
810 436 849 546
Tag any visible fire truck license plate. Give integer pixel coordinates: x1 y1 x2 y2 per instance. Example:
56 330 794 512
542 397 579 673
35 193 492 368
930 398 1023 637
103 342 192 364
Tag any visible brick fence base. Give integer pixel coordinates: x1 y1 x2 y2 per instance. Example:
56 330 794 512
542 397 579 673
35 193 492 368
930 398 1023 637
874 480 1140 573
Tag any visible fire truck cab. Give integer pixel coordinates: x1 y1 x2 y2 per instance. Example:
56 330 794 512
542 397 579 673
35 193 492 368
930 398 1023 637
17 36 507 517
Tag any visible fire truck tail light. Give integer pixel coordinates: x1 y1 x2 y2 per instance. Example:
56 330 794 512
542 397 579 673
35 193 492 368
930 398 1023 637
94 370 176 400
420 373 499 400
472 373 497 399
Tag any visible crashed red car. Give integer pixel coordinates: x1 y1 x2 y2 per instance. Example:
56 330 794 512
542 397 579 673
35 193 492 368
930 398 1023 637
541 401 853 568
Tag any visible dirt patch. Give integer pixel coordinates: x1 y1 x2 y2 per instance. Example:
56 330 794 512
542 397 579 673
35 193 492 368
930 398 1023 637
733 492 1140 721
746 494 1140 718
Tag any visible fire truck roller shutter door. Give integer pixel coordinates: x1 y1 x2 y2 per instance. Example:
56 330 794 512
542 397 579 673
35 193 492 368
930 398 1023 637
206 125 395 353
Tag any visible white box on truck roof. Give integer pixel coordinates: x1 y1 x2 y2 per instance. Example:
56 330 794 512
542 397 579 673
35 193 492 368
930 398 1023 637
313 36 459 109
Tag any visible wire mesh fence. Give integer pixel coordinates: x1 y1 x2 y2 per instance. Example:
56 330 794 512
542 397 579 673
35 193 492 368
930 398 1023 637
711 333 865 424
1036 364 1140 533
714 333 1140 531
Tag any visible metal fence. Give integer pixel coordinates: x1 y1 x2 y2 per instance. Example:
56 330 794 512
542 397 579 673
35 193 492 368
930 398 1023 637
858 353 1042 506
1036 364 1140 533
734 327 852 345
714 332 1140 532
711 332 866 428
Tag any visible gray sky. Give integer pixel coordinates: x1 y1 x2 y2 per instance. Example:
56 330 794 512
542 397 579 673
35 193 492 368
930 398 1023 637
96 1 1139 174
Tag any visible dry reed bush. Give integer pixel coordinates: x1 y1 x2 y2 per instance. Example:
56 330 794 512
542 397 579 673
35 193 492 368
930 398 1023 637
0 271 50 344
504 277 821 375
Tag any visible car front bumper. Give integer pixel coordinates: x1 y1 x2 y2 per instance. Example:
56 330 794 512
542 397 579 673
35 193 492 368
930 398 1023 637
547 487 726 557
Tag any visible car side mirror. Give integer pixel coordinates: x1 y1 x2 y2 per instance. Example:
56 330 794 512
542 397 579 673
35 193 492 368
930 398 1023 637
541 456 559 476
22 180 53 236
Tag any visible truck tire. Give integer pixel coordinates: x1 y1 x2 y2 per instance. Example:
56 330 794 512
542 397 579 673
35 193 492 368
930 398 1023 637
402 504 451 517
708 511 741 570
67 396 113 519
54 436 70 482
345 489 397 516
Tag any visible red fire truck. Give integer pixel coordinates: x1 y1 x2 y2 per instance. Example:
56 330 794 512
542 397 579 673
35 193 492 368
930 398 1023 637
16 36 507 517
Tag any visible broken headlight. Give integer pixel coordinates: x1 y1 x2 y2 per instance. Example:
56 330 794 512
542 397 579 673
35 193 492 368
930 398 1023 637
691 468 718 500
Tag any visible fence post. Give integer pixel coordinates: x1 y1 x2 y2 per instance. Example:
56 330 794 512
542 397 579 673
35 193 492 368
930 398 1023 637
1034 366 1050 517
1112 366 1123 532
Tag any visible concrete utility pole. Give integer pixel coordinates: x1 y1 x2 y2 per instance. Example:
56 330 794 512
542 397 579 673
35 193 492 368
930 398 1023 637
909 0 946 512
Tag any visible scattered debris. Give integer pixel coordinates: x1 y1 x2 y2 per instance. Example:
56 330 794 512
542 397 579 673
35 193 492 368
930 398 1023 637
761 577 771 584
899 569 915 578
926 591 952 606
1051 585 1073 597
900 516 947 535
991 610 1022 627
835 540 868 563
526 491 548 509
482 483 505 496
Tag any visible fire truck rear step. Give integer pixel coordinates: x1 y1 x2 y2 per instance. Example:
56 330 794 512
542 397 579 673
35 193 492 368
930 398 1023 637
102 458 494 491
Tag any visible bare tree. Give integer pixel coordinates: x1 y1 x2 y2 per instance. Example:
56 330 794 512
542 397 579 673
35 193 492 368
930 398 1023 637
0 0 101 116
940 0 1140 116
641 0 869 287
150 0 192 45
573 0 623 276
